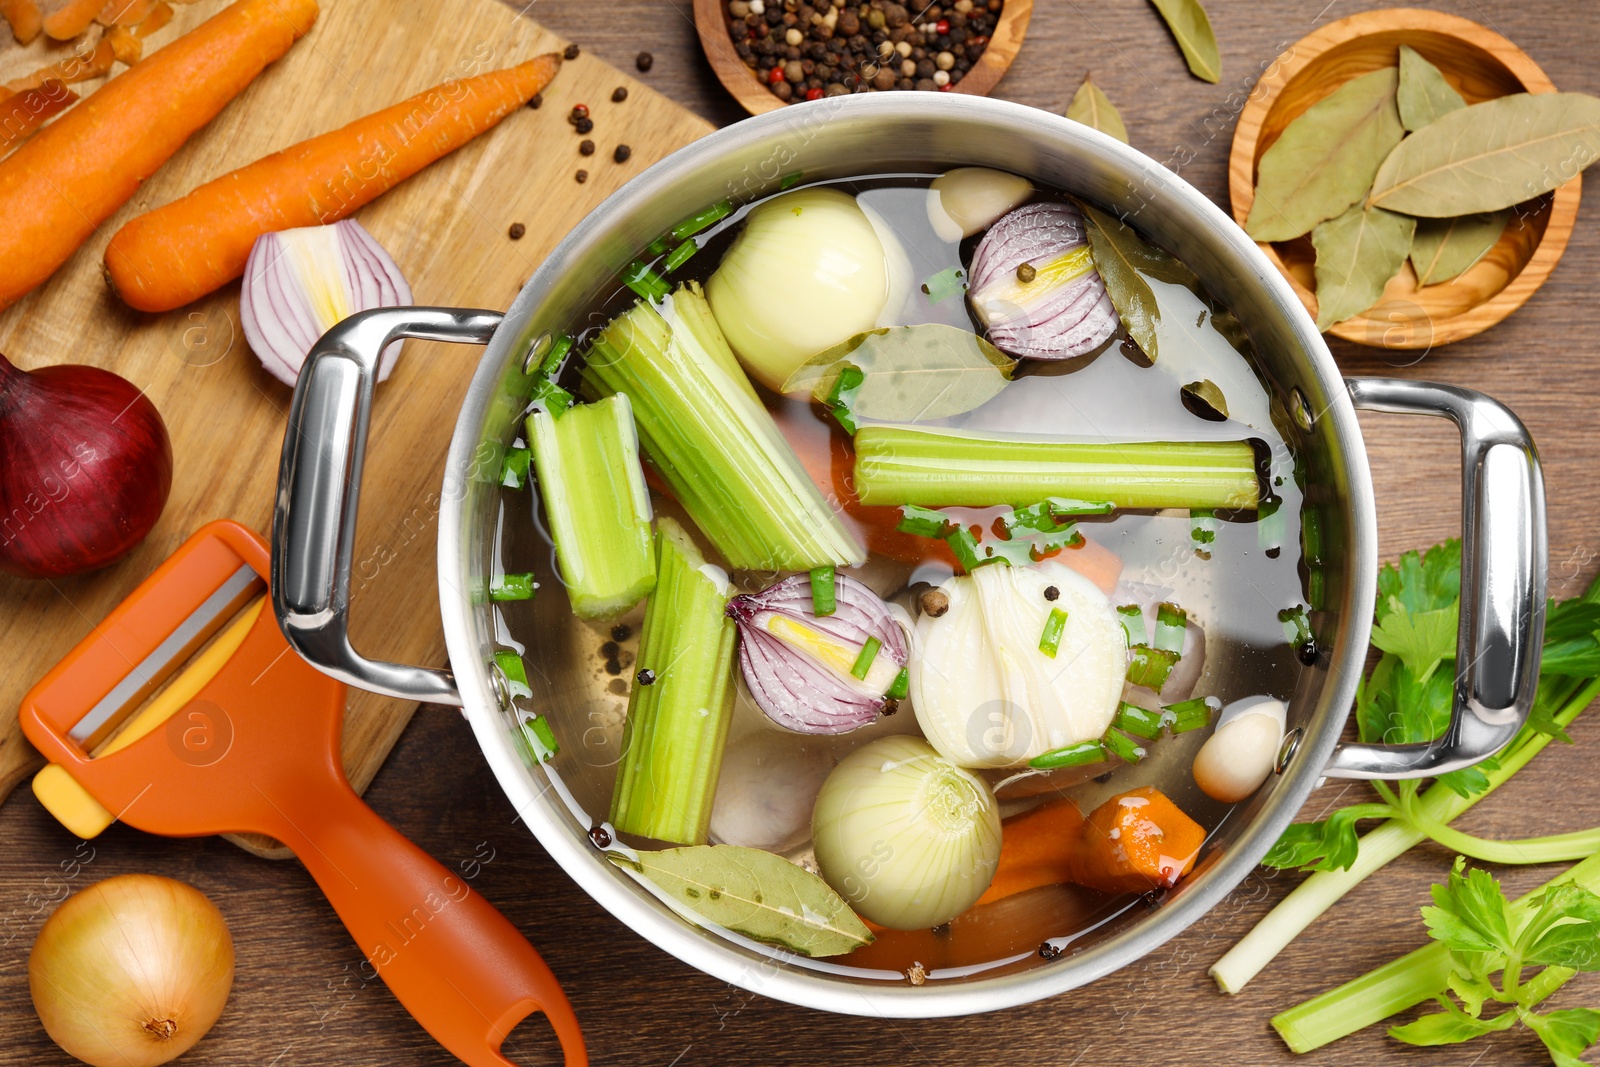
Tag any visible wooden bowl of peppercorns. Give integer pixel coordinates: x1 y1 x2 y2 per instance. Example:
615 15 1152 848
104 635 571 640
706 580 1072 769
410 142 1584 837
694 0 1031 114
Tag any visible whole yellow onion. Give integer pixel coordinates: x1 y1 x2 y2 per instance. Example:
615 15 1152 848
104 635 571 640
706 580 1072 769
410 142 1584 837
30 874 234 1067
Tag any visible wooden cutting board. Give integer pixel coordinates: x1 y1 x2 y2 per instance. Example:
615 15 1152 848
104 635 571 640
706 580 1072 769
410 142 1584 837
0 0 714 856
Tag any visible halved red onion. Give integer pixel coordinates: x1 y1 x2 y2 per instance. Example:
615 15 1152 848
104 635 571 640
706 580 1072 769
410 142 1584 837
239 219 412 387
968 201 1118 360
727 572 910 734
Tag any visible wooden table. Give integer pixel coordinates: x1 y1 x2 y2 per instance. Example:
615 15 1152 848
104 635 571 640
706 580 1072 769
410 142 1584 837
3 1 1598 1064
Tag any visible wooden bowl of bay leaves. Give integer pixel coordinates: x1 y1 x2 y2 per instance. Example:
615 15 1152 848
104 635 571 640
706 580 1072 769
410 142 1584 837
1228 8 1590 349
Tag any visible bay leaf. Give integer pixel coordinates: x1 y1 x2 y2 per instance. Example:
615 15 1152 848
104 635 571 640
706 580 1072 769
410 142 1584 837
781 323 1014 423
1410 210 1510 286
1397 45 1466 132
1369 92 1600 216
609 845 874 958
1245 67 1404 242
1311 203 1415 330
1067 74 1129 144
1148 0 1220 83
1078 201 1198 361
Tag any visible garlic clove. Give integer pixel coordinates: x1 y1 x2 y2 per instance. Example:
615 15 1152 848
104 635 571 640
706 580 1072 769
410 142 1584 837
927 167 1033 242
1192 696 1287 803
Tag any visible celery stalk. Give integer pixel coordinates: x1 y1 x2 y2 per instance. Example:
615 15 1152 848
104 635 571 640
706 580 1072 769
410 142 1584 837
609 517 738 845
1270 849 1600 1053
583 283 864 571
852 426 1260 510
527 394 656 618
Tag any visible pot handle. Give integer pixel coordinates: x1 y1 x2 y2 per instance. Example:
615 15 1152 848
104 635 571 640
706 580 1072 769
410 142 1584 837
1325 377 1547 779
272 306 503 706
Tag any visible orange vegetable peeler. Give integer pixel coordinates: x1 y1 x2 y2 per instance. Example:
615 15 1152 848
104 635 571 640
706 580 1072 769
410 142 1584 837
19 520 586 1067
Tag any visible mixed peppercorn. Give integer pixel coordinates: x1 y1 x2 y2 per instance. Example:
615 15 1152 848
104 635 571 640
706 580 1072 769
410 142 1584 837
728 0 1002 102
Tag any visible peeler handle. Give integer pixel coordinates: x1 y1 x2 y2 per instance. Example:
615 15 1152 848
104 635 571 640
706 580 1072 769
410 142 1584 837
280 779 586 1067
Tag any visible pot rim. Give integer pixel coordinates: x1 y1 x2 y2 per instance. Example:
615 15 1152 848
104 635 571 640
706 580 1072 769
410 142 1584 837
436 92 1378 1016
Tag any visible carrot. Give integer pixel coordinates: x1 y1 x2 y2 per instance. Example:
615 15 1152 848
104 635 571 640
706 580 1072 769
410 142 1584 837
104 21 140 62
104 52 563 312
131 0 167 34
1 36 113 95
974 799 1085 907
97 0 156 25
1 0 42 42
41 0 103 39
1065 786 1204 896
0 0 316 310
0 81 79 156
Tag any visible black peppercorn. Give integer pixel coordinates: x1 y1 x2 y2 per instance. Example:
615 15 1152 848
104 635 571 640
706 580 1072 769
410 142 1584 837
575 169 588 183
1043 585 1060 601
563 43 580 60
527 92 543 109
579 138 595 155
611 86 628 102
574 116 594 134
611 624 632 642
507 222 525 240
636 668 657 686
613 144 632 163
636 50 653 71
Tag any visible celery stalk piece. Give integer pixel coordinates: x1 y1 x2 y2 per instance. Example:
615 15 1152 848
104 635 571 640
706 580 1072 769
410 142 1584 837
609 517 738 845
527 393 657 618
852 425 1260 511
583 282 864 572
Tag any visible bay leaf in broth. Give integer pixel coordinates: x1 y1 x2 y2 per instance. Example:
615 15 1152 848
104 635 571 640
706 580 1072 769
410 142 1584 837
1079 201 1197 361
1311 204 1415 330
1396 45 1467 132
1067 74 1129 144
1369 92 1600 216
1148 0 1220 83
610 845 874 958
782 323 1014 423
1246 67 1405 242
1410 211 1510 286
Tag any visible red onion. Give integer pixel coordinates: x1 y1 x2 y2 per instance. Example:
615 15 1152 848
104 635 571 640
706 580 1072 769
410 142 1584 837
0 352 172 579
239 219 411 387
727 573 910 734
968 201 1118 360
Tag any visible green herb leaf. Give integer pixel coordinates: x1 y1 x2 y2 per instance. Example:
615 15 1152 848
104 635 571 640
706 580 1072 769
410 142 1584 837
1423 858 1515 956
1066 74 1129 143
1397 45 1467 132
1311 203 1416 329
1388 997 1517 1045
1147 0 1219 83
1411 211 1510 286
1522 882 1600 970
783 324 1014 424
1369 92 1600 216
1376 540 1462 621
1370 600 1459 683
1436 760 1495 799
1079 202 1193 360
1523 1007 1600 1067
1539 600 1600 678
609 845 874 958
1245 67 1405 242
1261 806 1384 871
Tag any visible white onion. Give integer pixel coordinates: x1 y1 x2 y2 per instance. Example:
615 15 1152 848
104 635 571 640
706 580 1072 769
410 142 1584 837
1192 696 1287 803
240 218 412 387
812 735 1001 930
927 167 1033 241
706 187 890 391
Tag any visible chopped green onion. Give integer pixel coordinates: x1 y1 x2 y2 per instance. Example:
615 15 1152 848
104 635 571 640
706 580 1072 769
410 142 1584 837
645 235 669 257
1279 604 1312 647
852 426 1261 511
1154 602 1187 653
886 667 909 700
1190 508 1218 557
610 519 738 845
1113 700 1165 740
490 572 536 601
1038 607 1068 658
823 362 864 434
493 650 531 699
810 565 836 617
1164 696 1217 734
1103 728 1146 764
1127 644 1179 690
1257 492 1285 557
663 239 698 273
895 504 951 539
527 393 657 618
1029 523 1084 560
669 198 733 240
920 266 965 304
1029 740 1107 769
582 284 863 571
514 713 559 764
779 170 803 190
529 376 574 414
1116 603 1146 646
944 523 1001 572
622 259 671 302
539 333 575 378
500 445 532 489
850 636 882 680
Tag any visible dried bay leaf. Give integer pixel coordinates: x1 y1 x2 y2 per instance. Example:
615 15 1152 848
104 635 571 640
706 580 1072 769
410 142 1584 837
1067 74 1128 144
1148 0 1220 84
1078 201 1198 361
1311 204 1415 330
782 323 1014 423
1410 211 1510 286
1370 92 1600 216
1397 45 1466 132
610 845 874 958
1246 67 1405 242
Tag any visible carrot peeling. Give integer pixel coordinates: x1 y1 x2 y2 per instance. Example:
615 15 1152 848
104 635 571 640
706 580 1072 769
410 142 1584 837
1 36 114 96
105 22 140 62
0 0 317 310
132 0 168 35
0 80 79 156
41 0 104 39
1 0 43 42
104 51 563 312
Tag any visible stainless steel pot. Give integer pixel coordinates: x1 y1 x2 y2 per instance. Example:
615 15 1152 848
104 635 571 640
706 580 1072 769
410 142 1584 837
270 93 1547 1017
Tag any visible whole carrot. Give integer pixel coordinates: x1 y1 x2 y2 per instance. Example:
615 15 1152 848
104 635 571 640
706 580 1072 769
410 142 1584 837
105 52 563 312
0 0 318 311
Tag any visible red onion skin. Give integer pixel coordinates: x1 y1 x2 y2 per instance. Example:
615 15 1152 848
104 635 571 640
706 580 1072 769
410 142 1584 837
0 353 173 579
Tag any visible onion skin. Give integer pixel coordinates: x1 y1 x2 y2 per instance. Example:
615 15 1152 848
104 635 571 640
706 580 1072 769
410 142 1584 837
30 874 234 1067
0 352 172 579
